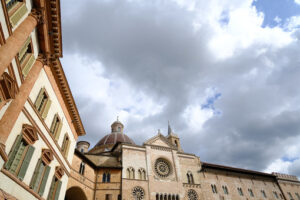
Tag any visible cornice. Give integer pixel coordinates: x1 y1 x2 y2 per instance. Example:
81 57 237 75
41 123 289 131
50 59 85 136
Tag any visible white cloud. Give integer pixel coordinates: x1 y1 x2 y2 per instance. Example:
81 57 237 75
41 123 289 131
264 159 292 174
295 0 300 5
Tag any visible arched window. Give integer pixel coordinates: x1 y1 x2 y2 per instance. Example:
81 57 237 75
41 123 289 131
172 194 175 200
79 162 85 175
160 194 163 200
156 193 159 200
127 167 135 179
102 172 111 182
118 194 121 200
138 168 146 180
126 168 130 178
176 194 179 200
164 194 167 200
187 171 194 184
102 173 106 182
168 194 171 200
107 173 110 182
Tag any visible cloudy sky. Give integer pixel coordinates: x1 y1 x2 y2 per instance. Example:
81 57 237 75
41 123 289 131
60 0 300 176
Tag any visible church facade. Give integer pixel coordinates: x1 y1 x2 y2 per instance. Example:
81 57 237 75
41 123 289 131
66 120 300 200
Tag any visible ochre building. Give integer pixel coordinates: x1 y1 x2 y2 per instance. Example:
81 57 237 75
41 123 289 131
0 0 85 199
67 120 300 200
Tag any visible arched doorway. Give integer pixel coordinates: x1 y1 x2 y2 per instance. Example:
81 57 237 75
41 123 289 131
65 186 87 200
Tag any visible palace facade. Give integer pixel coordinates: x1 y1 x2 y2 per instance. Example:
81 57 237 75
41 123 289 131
66 120 300 200
0 0 85 199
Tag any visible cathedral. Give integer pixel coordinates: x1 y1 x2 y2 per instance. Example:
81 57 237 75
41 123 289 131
0 0 299 200
65 120 300 200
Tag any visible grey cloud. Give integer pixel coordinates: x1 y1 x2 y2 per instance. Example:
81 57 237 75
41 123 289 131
61 0 300 176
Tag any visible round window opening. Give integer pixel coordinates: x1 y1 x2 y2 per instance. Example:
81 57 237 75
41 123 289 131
132 186 145 200
154 158 172 178
187 189 198 200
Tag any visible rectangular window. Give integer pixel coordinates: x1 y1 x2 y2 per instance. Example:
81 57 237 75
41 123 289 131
61 134 70 157
295 193 300 200
105 194 112 200
50 114 62 140
273 191 279 199
288 192 293 200
35 88 52 119
248 189 254 197
237 188 243 196
4 134 35 181
18 37 35 77
47 176 62 200
261 190 267 198
30 159 51 196
6 0 28 27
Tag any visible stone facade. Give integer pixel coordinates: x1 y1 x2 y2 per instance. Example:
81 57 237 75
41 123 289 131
67 121 300 200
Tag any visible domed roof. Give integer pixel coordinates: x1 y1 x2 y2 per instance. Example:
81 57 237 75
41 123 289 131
90 119 135 153
95 132 135 146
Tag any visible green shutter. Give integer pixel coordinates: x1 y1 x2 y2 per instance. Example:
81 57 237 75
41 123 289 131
42 99 52 119
38 165 50 196
30 159 42 189
4 135 22 170
10 3 28 27
18 37 31 60
33 161 45 192
55 121 63 141
50 114 58 134
10 141 26 174
17 145 35 180
22 54 35 77
47 177 56 200
64 138 70 158
35 88 45 109
54 180 62 200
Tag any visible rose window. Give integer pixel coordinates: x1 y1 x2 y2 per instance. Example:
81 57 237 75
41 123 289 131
132 186 145 200
187 189 198 200
154 158 171 178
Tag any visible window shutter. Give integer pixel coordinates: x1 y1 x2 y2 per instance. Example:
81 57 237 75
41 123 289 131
54 121 63 141
18 37 31 60
54 180 62 200
22 54 35 77
30 159 42 189
10 141 26 174
35 88 45 109
50 114 58 134
42 99 52 119
33 161 45 192
4 135 22 170
38 165 50 196
17 145 35 180
10 3 28 27
64 139 70 158
47 177 56 200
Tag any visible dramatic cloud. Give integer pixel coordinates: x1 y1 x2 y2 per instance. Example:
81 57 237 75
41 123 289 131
61 0 300 176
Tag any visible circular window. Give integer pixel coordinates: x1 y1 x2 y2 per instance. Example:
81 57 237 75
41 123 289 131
132 186 145 200
187 189 198 200
154 158 172 178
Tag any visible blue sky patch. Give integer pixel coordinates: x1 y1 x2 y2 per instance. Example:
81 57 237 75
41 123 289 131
252 0 300 27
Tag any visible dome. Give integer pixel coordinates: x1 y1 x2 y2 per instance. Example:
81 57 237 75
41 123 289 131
95 132 135 146
89 119 135 153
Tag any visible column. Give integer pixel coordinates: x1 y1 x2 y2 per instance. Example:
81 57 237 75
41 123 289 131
0 59 43 146
0 15 38 76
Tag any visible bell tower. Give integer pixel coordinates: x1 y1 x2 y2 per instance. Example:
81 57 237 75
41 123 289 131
166 121 182 151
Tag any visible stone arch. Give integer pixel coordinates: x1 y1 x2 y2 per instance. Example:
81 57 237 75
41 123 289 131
65 186 87 200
